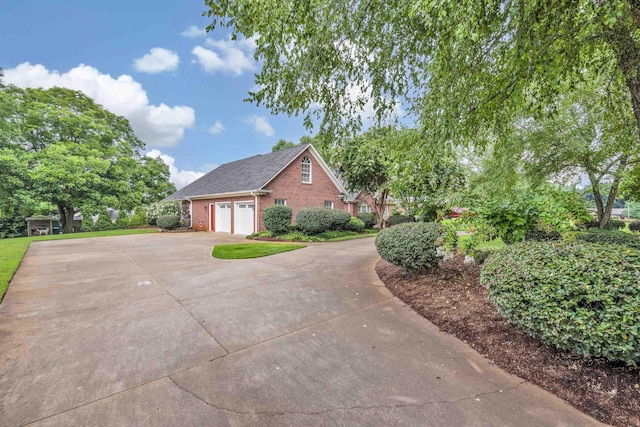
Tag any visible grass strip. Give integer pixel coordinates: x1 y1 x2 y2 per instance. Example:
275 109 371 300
212 243 306 259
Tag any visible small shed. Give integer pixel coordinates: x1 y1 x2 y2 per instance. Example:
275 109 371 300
26 215 55 236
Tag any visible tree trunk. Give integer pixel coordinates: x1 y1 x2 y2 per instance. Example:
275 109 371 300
373 189 389 229
587 171 604 224
601 156 628 227
58 204 75 234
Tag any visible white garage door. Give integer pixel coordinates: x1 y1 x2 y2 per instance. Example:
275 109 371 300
234 202 255 235
215 203 231 233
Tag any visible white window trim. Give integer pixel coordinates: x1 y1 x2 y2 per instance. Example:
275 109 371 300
358 203 371 213
275 199 287 206
324 201 333 209
301 156 312 184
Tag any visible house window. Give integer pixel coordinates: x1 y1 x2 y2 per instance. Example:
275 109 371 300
324 201 333 209
358 203 371 213
275 199 287 206
301 156 311 183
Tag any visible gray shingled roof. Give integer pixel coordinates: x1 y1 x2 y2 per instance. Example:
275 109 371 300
166 144 310 200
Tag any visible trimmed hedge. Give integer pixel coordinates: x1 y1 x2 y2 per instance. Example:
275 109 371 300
157 215 180 230
576 229 640 250
345 216 365 232
375 222 442 271
330 209 351 230
630 221 640 232
296 207 333 234
263 205 292 233
387 214 414 226
482 241 640 365
356 212 377 229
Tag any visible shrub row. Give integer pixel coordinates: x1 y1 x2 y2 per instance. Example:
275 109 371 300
295 207 351 234
262 205 292 233
629 221 640 232
157 215 181 230
576 229 640 250
387 214 414 226
375 222 442 271
356 212 376 229
481 241 640 365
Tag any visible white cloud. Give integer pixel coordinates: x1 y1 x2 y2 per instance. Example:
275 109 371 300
4 63 195 147
244 115 274 137
134 47 179 74
180 25 207 38
208 120 225 135
191 36 257 76
146 149 209 189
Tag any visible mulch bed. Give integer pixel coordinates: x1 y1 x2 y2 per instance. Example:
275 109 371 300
376 256 640 427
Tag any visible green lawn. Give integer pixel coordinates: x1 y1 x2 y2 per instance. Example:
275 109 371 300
0 229 158 301
212 243 306 259
458 234 506 251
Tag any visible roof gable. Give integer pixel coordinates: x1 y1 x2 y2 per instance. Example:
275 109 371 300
167 144 342 200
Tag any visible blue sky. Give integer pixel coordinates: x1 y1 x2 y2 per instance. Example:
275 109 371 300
0 0 314 188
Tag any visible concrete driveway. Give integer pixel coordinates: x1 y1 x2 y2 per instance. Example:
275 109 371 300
0 233 600 426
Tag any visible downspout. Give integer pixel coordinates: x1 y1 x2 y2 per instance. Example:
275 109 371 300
251 192 259 233
187 197 193 228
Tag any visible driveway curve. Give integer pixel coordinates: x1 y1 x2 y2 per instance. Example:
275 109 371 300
0 233 600 426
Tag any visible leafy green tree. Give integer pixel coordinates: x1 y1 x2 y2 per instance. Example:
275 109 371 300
204 1 640 144
0 86 176 234
335 128 397 228
512 79 639 227
271 139 296 152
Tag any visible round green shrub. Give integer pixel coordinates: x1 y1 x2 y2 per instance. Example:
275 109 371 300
156 215 180 230
387 214 414 226
330 209 351 230
92 208 115 231
262 205 292 233
576 229 640 250
345 216 365 232
482 241 640 365
375 222 443 271
356 212 377 229
128 207 148 226
296 207 333 234
629 221 640 232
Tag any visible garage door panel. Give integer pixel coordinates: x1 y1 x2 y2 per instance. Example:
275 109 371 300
234 202 254 235
214 203 231 233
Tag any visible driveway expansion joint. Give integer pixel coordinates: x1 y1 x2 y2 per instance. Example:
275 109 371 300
167 376 529 417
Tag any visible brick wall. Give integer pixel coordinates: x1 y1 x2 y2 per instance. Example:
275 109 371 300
258 148 348 231
190 196 257 233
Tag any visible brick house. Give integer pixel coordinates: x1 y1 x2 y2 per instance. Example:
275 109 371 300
166 144 367 234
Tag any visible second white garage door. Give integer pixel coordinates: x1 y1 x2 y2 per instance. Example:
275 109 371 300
234 202 255 235
215 203 231 233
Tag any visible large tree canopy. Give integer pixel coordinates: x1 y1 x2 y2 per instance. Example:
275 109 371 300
0 85 175 234
204 1 640 145
513 78 640 226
